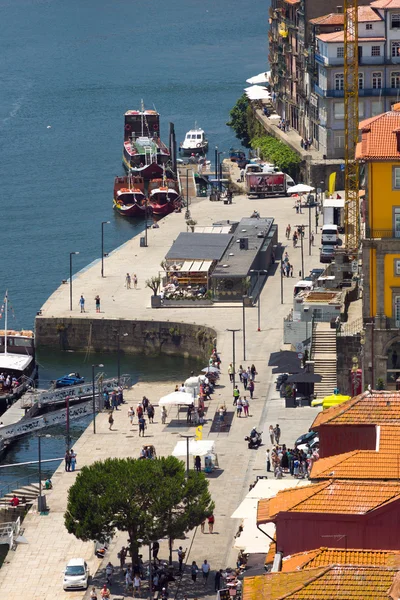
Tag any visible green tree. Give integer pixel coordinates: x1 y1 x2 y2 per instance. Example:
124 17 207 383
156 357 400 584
251 135 301 178
227 94 251 147
145 275 161 296
64 456 214 562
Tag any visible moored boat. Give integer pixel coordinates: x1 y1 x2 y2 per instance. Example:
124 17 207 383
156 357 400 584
179 126 208 156
113 175 150 218
122 106 170 177
148 177 181 216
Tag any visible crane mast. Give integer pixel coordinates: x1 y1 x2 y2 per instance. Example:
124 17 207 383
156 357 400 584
343 0 360 252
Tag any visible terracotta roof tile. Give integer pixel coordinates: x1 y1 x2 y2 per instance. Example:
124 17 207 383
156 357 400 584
379 426 400 452
243 566 400 600
312 391 400 428
317 31 384 42
357 111 400 161
357 6 383 20
310 13 344 25
371 0 400 7
257 480 400 523
282 548 400 571
310 450 400 480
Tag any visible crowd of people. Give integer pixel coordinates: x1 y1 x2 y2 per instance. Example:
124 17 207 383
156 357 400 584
265 425 320 479
0 372 19 392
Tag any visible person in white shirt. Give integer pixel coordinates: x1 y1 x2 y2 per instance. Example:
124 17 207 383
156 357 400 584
202 559 210 585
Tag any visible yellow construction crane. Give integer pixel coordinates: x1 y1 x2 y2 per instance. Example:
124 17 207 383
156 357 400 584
343 0 360 252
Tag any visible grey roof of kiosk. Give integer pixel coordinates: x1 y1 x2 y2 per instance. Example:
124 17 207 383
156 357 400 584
212 217 275 278
166 232 233 261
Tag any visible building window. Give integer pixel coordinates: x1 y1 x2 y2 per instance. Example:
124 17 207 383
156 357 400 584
372 46 381 56
372 72 382 89
334 102 345 119
391 72 400 88
395 260 400 276
394 169 400 189
366 23 373 30
359 101 364 118
372 100 383 116
395 207 400 239
335 73 344 90
337 46 344 58
359 73 364 89
392 13 400 28
392 41 400 57
334 133 345 149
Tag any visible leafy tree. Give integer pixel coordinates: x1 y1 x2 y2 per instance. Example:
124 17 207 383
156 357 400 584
145 275 161 296
251 135 301 178
64 456 214 562
227 94 251 147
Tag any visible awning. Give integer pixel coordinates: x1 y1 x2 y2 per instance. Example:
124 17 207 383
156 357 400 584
323 198 345 208
244 85 271 100
231 479 310 519
246 71 271 85
172 439 215 457
159 391 194 406
287 184 315 194
233 519 274 553
0 354 33 372
178 260 213 273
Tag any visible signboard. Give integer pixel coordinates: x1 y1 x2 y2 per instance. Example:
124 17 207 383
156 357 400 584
310 93 318 108
351 260 358 273
295 342 304 353
247 173 285 196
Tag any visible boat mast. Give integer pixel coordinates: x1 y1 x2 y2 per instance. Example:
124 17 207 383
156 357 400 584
4 291 8 356
141 99 144 137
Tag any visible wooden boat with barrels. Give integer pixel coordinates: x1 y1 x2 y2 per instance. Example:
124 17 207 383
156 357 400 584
148 175 181 217
113 175 150 218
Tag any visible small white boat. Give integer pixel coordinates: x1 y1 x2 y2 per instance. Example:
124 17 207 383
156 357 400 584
179 126 208 155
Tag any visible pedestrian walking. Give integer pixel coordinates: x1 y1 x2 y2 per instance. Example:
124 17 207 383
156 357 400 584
215 569 223 592
242 370 248 390
79 294 85 313
274 424 281 444
311 232 315 245
138 415 146 436
236 397 243 417
269 425 275 444
242 396 249 417
228 363 234 382
191 561 198 583
233 385 240 406
208 514 215 533
178 546 185 573
266 449 271 472
70 449 77 471
286 224 291 239
147 402 155 423
133 274 138 289
161 406 167 424
108 412 114 430
126 273 131 289
133 574 141 596
240 168 245 182
248 379 255 399
200 519 206 533
293 232 298 247
202 559 210 584
152 541 160 562
95 295 100 313
251 364 257 380
195 455 201 472
238 365 244 383
290 264 294 277
65 450 71 472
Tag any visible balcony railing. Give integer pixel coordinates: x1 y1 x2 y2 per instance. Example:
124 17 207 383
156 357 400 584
365 228 400 239
314 84 400 98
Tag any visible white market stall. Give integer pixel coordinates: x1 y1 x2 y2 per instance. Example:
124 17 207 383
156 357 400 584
159 391 194 420
246 71 271 85
172 439 219 472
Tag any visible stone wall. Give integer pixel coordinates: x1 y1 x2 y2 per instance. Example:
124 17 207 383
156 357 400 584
35 318 216 361
337 333 362 394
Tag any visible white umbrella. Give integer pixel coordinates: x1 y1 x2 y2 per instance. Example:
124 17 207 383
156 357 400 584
172 439 215 457
244 85 271 100
185 376 200 387
287 184 315 194
246 71 270 85
159 391 194 406
201 366 220 374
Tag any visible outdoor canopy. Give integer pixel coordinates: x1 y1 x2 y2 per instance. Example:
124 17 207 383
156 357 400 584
244 85 271 100
159 391 194 406
201 366 220 374
172 439 215 457
246 71 271 85
287 184 315 194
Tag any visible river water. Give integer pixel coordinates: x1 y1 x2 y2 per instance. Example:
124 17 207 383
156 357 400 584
0 0 268 483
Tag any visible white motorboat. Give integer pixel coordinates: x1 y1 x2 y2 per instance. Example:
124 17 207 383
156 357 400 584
179 126 208 155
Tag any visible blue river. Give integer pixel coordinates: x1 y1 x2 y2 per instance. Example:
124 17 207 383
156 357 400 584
0 0 268 485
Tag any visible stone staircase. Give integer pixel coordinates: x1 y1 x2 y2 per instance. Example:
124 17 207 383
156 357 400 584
311 322 338 398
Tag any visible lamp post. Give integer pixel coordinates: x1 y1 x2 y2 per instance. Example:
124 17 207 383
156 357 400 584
180 433 195 477
138 539 153 598
101 221 110 277
66 395 71 452
69 252 79 311
295 225 307 279
38 434 51 512
92 363 104 434
227 329 241 389
242 297 246 361
308 203 312 256
217 151 224 191
250 269 268 331
117 332 129 384
185 168 191 220
144 200 149 247
214 146 218 184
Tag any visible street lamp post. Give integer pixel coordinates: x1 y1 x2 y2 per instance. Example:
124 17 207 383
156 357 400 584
227 329 241 389
92 363 104 434
242 297 246 361
214 146 218 184
101 221 110 277
66 395 71 452
295 225 307 279
69 252 79 311
117 332 129 384
38 434 51 512
308 204 312 256
180 433 195 478
250 269 268 331
185 168 191 220
144 200 149 247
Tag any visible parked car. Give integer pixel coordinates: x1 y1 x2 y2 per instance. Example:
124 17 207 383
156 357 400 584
309 268 325 281
295 430 318 447
63 558 89 590
297 435 320 453
320 245 336 263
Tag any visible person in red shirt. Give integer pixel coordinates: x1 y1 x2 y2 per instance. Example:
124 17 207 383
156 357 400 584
10 495 19 507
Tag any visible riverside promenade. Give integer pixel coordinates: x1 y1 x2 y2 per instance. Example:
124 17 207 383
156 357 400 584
0 191 321 599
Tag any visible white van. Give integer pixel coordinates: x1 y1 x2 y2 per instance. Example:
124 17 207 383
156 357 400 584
322 224 339 245
293 280 313 296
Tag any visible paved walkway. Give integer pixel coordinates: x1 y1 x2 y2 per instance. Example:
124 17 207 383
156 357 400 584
0 193 323 599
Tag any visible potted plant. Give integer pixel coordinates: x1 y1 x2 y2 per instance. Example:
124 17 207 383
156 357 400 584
146 276 162 308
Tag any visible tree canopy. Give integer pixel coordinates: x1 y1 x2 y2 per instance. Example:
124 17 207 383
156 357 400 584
227 94 251 147
64 456 214 562
251 135 301 177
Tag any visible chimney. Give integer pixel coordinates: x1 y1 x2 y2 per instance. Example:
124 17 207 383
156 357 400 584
336 5 342 12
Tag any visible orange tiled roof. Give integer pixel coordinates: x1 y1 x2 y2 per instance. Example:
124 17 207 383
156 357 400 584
257 480 400 523
356 111 400 161
357 5 383 20
310 13 344 25
311 391 400 428
317 31 384 42
379 426 400 452
282 548 400 571
243 566 400 600
310 450 400 480
371 0 400 7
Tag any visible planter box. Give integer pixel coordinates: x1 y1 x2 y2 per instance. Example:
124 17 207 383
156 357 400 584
151 295 162 308
162 299 213 308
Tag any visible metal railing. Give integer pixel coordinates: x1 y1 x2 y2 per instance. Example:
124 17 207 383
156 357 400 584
337 317 364 337
365 228 399 239
0 474 39 501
